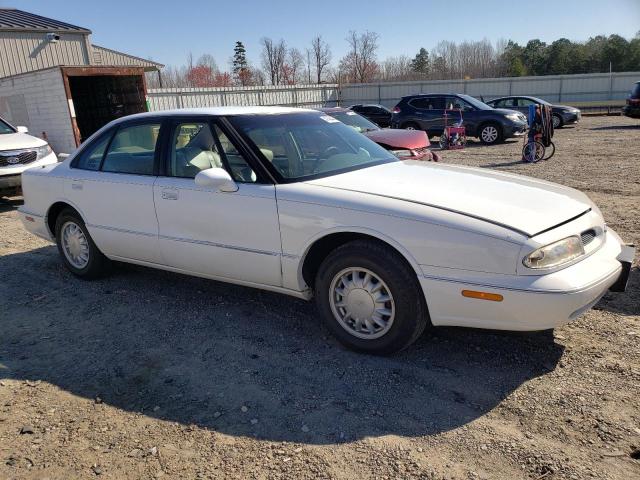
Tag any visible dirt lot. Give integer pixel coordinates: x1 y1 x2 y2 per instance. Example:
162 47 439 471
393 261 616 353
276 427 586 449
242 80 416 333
1 115 639 480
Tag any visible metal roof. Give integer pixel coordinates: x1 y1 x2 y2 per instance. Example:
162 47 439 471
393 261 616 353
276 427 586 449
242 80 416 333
0 8 91 33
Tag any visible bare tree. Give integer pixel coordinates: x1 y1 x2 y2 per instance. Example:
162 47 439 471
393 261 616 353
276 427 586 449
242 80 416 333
284 47 305 84
196 54 219 73
310 35 332 83
260 37 287 85
380 55 413 81
340 31 379 83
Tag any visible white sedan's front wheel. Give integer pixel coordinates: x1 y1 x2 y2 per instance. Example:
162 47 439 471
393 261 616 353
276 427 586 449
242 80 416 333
315 239 429 354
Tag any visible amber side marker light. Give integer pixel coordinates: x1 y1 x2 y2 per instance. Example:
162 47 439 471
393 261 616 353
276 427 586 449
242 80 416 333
461 290 504 302
25 216 35 222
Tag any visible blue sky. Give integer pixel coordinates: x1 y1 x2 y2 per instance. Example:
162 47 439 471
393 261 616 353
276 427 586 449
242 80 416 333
11 0 640 69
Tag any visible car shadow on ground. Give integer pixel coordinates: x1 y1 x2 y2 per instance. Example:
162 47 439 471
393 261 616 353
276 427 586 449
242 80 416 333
1 246 565 445
0 196 23 213
589 124 640 131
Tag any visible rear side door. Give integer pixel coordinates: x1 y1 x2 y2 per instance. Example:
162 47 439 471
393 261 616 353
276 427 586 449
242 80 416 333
152 117 282 286
409 96 445 134
64 120 163 263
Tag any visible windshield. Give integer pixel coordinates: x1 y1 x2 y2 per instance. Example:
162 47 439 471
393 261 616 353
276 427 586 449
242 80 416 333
632 83 640 97
0 118 15 134
228 112 396 182
326 111 380 133
460 95 493 110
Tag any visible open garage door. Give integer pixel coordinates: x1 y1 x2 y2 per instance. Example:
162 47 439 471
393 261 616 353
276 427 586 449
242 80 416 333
62 67 148 145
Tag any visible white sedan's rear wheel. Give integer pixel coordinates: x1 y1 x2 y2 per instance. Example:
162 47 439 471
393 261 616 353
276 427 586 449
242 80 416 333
315 239 429 354
54 208 111 279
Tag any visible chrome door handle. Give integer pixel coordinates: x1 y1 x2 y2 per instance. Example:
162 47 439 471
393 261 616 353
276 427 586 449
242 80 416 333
161 189 178 200
71 181 83 190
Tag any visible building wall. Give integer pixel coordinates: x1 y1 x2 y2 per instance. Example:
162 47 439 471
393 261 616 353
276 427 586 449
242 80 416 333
0 67 76 153
0 31 91 78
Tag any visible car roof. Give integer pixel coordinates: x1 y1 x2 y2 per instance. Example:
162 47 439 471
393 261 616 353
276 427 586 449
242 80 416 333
319 107 350 113
401 93 463 98
115 106 318 122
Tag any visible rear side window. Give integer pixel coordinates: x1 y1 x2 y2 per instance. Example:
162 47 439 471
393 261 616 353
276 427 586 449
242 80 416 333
632 83 640 97
517 98 535 107
74 133 111 171
101 123 160 175
409 97 445 110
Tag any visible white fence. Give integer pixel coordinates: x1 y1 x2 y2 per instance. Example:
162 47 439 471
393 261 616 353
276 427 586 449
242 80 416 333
146 72 639 112
338 72 640 108
147 84 339 111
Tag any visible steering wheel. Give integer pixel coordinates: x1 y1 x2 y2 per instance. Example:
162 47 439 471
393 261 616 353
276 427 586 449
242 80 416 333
320 146 340 159
315 146 341 173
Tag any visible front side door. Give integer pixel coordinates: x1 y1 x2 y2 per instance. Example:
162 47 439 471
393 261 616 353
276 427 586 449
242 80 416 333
64 121 162 263
153 119 282 287
516 97 536 116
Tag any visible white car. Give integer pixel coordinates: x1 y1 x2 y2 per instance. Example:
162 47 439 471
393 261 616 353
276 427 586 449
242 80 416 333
18 107 634 354
0 117 57 195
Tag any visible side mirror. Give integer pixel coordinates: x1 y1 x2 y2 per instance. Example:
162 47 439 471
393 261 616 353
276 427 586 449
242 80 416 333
195 168 238 192
16 126 29 133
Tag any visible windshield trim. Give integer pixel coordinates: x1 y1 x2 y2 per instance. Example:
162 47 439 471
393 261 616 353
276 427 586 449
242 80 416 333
225 112 398 184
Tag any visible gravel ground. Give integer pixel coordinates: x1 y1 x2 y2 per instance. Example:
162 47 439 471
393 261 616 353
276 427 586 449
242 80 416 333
0 115 639 480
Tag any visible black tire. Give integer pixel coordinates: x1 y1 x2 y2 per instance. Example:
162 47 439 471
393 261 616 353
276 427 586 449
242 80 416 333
54 208 111 279
552 114 563 129
315 239 429 354
402 122 421 131
479 122 503 145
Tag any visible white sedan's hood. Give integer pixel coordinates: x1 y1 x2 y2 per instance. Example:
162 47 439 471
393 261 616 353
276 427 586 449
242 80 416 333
0 132 47 151
306 161 592 236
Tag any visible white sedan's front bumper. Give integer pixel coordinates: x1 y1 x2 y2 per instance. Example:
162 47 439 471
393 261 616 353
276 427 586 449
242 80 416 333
420 228 634 331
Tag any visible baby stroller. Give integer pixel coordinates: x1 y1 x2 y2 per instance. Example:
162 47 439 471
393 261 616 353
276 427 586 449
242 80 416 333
522 104 555 162
439 108 466 150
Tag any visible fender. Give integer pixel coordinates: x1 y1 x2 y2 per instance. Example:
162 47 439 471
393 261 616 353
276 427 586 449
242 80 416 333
287 225 423 292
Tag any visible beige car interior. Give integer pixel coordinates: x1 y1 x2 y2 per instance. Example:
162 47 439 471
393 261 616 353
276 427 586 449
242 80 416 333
173 124 258 183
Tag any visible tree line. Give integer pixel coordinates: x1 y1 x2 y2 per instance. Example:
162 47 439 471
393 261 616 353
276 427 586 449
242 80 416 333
148 31 640 88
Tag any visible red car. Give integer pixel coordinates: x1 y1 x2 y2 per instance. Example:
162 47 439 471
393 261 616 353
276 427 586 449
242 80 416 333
320 107 440 162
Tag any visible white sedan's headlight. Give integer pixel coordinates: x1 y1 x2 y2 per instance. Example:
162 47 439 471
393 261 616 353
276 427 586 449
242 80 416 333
523 236 584 269
35 144 53 160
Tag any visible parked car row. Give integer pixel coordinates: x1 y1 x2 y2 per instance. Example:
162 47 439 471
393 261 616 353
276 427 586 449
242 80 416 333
347 93 590 146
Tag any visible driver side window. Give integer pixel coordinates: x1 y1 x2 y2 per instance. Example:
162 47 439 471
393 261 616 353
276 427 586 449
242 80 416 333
168 122 257 183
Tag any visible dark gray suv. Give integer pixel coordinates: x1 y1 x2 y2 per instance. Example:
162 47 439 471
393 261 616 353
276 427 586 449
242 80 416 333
391 94 527 144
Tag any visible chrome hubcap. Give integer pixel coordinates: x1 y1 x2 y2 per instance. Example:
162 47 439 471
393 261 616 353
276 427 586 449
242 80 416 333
552 116 560 128
61 221 90 269
329 267 395 339
405 125 416 130
482 126 498 142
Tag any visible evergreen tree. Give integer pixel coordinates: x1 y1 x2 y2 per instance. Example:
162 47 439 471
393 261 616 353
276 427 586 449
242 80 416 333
410 47 430 76
233 41 250 85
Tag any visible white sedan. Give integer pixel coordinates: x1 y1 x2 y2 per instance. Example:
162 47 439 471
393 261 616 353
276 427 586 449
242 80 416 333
19 107 634 354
